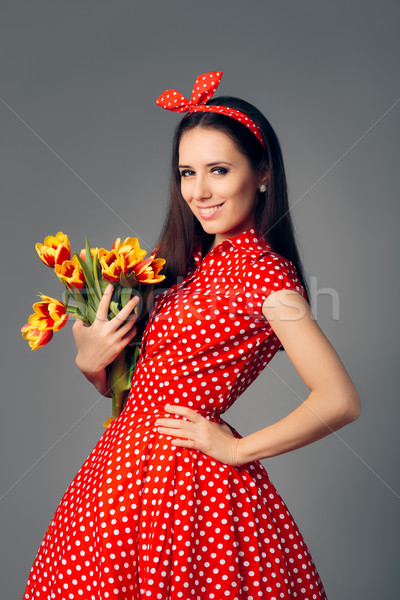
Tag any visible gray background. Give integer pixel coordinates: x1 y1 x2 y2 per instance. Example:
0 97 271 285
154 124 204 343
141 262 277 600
1 1 399 598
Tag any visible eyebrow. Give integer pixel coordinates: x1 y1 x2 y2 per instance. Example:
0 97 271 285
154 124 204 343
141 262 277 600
178 161 233 168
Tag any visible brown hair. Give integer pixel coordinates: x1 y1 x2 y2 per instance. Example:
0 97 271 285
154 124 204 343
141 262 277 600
153 96 310 307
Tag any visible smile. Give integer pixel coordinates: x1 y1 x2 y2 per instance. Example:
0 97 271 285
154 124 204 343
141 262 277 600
198 203 224 218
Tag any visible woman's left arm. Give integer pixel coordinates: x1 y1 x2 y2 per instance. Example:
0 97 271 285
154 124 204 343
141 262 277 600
238 290 361 465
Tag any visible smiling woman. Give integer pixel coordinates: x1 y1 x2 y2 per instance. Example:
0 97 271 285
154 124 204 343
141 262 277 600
178 128 267 242
23 71 360 600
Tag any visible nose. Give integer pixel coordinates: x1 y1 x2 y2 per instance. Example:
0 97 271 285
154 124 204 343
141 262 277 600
191 174 211 202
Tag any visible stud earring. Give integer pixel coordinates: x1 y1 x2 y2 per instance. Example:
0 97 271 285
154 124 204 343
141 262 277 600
259 184 267 193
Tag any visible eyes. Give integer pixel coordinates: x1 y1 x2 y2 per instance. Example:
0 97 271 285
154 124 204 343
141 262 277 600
180 167 228 178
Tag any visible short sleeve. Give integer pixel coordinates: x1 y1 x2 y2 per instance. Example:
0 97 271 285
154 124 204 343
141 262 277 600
242 252 307 317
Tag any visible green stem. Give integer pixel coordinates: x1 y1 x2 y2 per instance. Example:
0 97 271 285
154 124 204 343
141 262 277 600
108 345 138 421
92 253 102 300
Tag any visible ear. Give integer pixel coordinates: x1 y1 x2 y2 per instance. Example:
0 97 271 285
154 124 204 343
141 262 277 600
258 162 270 187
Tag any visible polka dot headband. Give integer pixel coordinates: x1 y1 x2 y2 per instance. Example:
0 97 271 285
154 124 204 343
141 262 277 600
155 71 267 150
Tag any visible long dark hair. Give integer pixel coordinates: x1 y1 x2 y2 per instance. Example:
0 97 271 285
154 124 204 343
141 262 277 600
152 96 310 335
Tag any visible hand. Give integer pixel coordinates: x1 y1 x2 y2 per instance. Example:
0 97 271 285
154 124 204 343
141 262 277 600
155 404 243 467
73 283 140 376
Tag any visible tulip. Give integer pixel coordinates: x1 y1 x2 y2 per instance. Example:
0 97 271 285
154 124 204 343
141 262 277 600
21 322 53 350
112 237 147 275
28 295 69 332
134 255 166 284
79 246 109 264
35 232 71 268
99 249 123 283
55 255 85 289
79 247 101 261
24 230 167 427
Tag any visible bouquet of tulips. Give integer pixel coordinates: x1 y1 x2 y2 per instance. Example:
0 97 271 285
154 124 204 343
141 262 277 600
21 232 166 428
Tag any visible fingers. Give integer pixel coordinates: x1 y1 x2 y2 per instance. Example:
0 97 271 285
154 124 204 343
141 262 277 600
95 283 115 322
93 282 141 327
72 318 83 330
119 325 138 348
112 295 140 326
118 315 138 338
72 318 85 335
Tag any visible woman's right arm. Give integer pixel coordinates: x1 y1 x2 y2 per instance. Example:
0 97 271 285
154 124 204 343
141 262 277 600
78 365 112 398
72 283 140 397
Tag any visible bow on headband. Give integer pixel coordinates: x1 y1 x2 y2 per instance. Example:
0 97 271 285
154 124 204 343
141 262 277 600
155 71 266 150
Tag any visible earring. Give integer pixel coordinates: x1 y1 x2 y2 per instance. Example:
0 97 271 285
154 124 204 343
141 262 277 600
259 184 267 193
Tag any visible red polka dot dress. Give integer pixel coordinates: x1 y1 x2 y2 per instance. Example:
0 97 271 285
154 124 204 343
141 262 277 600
23 227 327 600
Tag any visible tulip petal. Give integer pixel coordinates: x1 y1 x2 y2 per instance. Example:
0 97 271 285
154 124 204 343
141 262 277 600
54 243 70 266
53 313 69 332
31 329 53 350
111 238 121 252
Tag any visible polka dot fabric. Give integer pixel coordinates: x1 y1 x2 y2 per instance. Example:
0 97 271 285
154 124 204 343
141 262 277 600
155 71 267 149
23 227 327 600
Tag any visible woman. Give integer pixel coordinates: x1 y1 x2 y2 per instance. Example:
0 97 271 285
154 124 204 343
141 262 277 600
23 71 360 599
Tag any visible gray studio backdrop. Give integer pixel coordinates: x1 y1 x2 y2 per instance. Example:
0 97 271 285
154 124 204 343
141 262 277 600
1 1 399 598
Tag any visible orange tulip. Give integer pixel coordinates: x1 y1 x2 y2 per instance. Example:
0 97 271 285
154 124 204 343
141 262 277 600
35 232 71 268
55 255 85 289
28 295 69 332
133 255 166 284
97 248 109 261
99 249 123 282
21 322 53 350
112 237 147 275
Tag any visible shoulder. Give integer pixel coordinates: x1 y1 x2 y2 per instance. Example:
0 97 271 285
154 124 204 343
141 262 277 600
231 249 307 324
261 285 309 325
240 250 306 300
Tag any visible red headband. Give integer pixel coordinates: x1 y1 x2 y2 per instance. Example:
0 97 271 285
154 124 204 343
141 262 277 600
155 71 267 150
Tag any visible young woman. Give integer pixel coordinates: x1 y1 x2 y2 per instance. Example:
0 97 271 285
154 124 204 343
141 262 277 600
23 71 360 599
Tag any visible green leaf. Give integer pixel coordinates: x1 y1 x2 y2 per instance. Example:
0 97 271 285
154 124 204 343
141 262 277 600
84 235 94 273
120 285 133 308
72 287 87 315
62 289 70 309
109 300 120 318
100 277 111 293
73 253 99 310
86 303 97 322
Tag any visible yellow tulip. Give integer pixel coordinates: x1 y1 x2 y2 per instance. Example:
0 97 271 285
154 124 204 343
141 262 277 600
55 255 85 289
112 237 148 275
21 322 53 350
99 249 123 282
35 232 71 268
28 295 69 332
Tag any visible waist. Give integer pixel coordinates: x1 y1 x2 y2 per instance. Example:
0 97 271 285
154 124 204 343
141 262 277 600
124 397 223 424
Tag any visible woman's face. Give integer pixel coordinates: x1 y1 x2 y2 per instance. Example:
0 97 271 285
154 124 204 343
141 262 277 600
178 127 264 246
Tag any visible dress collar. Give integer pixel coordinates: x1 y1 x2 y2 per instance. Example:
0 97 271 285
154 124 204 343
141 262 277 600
193 226 273 265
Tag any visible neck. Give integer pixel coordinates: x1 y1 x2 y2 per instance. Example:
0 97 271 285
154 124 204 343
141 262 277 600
201 236 215 255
